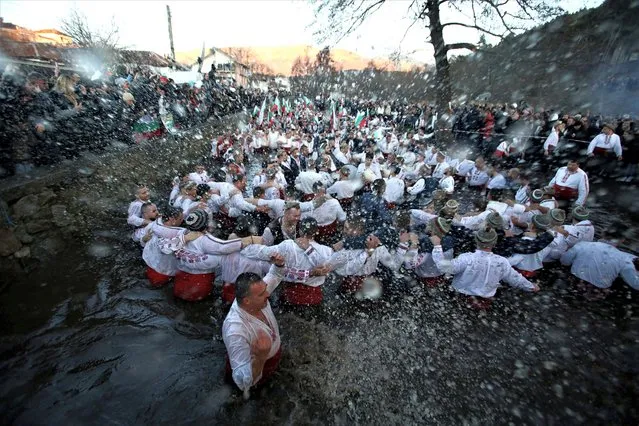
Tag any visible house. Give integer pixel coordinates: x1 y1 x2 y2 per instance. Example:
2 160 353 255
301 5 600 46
185 48 251 86
0 18 73 45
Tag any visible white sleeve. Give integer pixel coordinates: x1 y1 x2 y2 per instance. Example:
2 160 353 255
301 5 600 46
262 227 275 246
230 194 256 213
127 202 145 227
299 201 314 213
169 185 180 206
411 209 436 226
379 246 411 272
432 245 465 275
614 137 622 157
222 324 254 391
543 133 554 150
560 246 578 266
620 261 639 290
335 201 347 222
200 236 243 255
587 135 598 155
263 265 285 294
576 174 589 206
502 265 536 290
408 179 425 195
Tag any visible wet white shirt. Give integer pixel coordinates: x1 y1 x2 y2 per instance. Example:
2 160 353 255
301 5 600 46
384 177 405 203
548 166 589 205
301 198 346 226
295 171 324 195
433 247 535 298
467 167 489 187
330 245 411 277
253 240 333 287
563 221 595 248
357 163 382 180
411 209 437 227
404 247 453 278
507 234 553 271
220 245 271 283
407 178 426 195
453 210 491 231
543 130 560 151
543 230 569 262
222 265 284 392
439 176 455 194
127 199 146 227
456 160 475 177
487 173 507 190
431 161 450 179
587 133 622 157
560 241 638 289
175 234 243 274
142 219 185 276
327 180 356 199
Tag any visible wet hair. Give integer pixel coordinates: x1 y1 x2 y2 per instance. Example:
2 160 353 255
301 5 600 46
196 183 211 198
161 205 183 221
365 152 374 160
253 186 266 198
312 181 324 192
299 217 318 237
233 216 256 238
371 178 386 196
235 272 262 303
284 201 301 212
141 202 155 217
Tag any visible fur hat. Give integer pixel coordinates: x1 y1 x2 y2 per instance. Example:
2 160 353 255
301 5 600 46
430 216 452 238
572 206 589 221
475 228 498 246
531 189 545 203
442 200 459 214
184 209 208 232
486 212 505 230
532 214 551 231
549 208 566 226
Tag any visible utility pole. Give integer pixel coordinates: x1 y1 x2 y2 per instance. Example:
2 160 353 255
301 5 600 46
166 5 175 64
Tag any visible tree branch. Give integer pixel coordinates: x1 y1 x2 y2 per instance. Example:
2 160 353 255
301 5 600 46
446 42 477 51
441 21 505 39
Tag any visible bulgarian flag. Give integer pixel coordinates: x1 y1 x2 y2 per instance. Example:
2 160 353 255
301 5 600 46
252 105 260 117
271 97 281 115
257 98 266 125
354 110 366 128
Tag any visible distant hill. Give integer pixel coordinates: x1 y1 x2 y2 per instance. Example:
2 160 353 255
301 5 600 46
176 45 421 75
449 0 639 114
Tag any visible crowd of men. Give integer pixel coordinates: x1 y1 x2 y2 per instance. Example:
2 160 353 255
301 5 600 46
126 98 639 395
0 63 261 177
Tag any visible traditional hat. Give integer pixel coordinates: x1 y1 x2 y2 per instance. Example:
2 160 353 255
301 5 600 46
531 189 545 203
602 123 615 131
430 216 452 238
486 212 505 230
475 228 498 245
442 199 459 215
184 209 208 232
532 214 551 231
572 206 589 221
549 208 566 226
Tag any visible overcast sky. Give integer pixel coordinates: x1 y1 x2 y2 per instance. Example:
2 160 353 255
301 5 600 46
1 0 604 63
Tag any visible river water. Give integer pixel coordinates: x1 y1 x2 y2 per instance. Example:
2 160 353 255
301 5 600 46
1 161 638 424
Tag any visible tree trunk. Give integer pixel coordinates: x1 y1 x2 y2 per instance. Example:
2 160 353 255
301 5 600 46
426 0 452 109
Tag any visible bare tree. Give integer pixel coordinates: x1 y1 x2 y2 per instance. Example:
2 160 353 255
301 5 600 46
310 0 563 107
223 47 275 79
60 9 121 49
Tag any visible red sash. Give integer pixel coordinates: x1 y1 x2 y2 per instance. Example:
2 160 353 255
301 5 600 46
226 347 282 388
338 197 353 209
494 150 505 158
315 221 338 245
593 147 611 156
340 276 365 294
419 275 446 288
281 282 323 305
459 295 493 310
146 266 172 287
514 268 537 278
222 282 235 303
553 184 578 200
173 271 215 301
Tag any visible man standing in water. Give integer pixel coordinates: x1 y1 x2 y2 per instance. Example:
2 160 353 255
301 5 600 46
223 254 287 395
